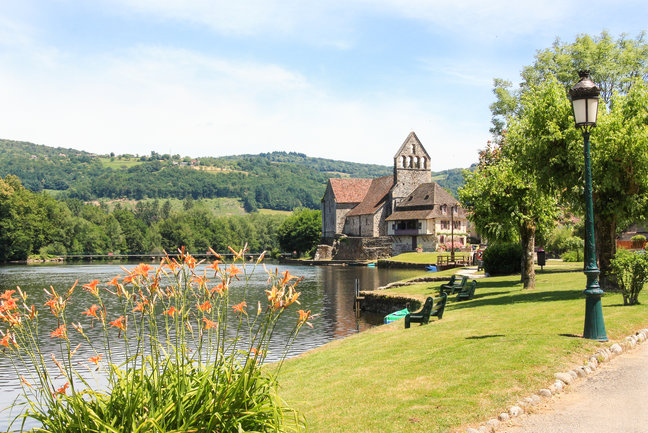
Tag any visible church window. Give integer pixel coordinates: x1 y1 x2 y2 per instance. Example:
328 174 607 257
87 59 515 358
406 156 412 168
410 143 415 153
400 155 406 168
441 204 447 214
424 194 429 200
413 156 419 168
421 158 427 169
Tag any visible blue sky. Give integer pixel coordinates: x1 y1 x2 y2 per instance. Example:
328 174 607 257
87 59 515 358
1 1 647 170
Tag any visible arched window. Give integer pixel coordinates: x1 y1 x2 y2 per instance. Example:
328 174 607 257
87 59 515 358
410 143 415 153
421 158 427 169
413 156 419 168
406 156 412 168
400 155 406 168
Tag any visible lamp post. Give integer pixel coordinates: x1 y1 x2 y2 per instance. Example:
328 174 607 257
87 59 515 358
569 70 608 341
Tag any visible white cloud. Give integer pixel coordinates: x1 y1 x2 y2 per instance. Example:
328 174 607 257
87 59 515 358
0 42 483 168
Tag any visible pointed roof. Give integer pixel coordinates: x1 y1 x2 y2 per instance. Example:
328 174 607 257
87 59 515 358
385 182 465 221
327 178 373 204
393 131 431 160
346 175 394 216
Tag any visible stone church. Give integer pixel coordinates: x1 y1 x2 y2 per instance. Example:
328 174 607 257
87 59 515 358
320 132 467 258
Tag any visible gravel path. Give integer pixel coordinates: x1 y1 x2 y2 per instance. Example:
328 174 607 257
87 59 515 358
500 340 648 433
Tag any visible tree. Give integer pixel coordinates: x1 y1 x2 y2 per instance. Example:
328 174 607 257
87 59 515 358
490 31 648 289
459 145 557 289
277 209 322 257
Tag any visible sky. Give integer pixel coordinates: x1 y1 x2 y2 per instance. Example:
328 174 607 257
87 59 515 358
1 1 647 170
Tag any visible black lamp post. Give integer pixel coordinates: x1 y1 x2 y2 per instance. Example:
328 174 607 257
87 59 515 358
569 70 608 341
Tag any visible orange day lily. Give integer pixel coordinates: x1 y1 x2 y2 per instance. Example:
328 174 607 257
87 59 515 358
88 354 103 365
50 325 67 339
0 290 16 301
197 300 212 312
106 276 120 287
297 310 313 328
109 316 126 331
226 264 243 279
1 333 12 347
280 271 298 286
163 306 178 316
56 382 69 395
82 305 100 319
82 280 100 296
203 318 218 329
232 301 247 315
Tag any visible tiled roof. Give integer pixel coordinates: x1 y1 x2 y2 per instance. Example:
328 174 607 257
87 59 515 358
346 175 394 216
328 178 373 204
386 182 466 221
385 209 435 221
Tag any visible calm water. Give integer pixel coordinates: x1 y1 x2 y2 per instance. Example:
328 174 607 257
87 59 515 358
0 262 421 429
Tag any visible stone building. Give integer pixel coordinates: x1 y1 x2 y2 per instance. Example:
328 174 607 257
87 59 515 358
321 131 467 256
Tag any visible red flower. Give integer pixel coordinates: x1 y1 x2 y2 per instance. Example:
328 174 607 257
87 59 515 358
88 354 103 365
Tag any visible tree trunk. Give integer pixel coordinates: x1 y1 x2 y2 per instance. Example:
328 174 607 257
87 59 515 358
520 222 536 289
595 214 618 291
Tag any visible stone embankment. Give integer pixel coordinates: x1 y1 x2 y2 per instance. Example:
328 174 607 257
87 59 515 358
358 275 449 314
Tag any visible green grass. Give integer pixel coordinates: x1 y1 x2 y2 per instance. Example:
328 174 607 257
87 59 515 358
98 157 144 169
258 209 292 216
385 252 472 264
278 270 648 433
99 197 246 216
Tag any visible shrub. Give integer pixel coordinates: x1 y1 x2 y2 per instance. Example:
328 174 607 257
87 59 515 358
482 243 522 275
560 250 581 262
610 249 648 305
0 247 309 432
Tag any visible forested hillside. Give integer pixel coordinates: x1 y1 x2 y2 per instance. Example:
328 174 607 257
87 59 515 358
0 139 468 208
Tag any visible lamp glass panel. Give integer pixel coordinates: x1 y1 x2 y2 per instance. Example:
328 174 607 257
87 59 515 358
572 99 587 125
587 98 599 124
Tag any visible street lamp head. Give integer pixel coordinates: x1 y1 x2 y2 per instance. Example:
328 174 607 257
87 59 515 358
569 70 600 129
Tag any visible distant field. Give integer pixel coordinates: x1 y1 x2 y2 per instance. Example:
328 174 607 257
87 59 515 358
98 197 247 217
258 209 291 216
191 166 248 175
99 157 144 169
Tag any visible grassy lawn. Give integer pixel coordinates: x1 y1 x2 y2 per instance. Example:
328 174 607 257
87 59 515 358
385 252 473 264
278 270 648 433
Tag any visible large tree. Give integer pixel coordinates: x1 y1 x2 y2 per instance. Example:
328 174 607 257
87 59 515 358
490 32 648 289
459 144 557 289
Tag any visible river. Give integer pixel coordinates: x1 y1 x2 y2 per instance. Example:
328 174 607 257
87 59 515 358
0 261 423 430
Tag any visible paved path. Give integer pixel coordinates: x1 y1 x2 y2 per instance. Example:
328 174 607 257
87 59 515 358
500 341 648 433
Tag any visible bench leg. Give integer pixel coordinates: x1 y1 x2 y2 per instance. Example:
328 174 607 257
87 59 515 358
405 316 411 329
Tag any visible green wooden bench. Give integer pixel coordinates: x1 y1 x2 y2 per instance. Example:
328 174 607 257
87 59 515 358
404 293 447 328
440 275 468 294
456 280 477 301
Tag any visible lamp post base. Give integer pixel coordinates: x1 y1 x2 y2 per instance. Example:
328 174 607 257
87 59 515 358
583 294 608 341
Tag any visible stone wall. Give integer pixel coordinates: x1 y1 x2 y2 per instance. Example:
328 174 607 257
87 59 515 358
333 236 392 260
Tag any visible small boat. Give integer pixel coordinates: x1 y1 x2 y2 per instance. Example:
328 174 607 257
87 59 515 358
384 308 409 324
367 262 376 267
426 265 437 272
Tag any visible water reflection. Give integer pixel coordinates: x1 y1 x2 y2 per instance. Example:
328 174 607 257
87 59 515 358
0 262 422 429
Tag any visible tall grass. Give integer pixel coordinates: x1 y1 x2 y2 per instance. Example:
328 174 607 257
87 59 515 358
0 247 310 432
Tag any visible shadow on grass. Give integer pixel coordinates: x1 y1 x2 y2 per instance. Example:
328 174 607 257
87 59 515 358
465 334 505 340
558 333 582 338
448 288 584 311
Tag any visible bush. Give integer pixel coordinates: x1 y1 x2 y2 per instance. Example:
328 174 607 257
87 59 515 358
482 243 522 275
610 249 648 305
1 248 309 432
560 250 582 262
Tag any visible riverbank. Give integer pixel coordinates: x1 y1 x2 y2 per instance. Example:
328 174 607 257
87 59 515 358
277 269 648 433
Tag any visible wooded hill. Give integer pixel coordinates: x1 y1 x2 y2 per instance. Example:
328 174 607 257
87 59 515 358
0 139 468 210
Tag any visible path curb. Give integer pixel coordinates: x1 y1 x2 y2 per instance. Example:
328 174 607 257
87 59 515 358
463 328 648 433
